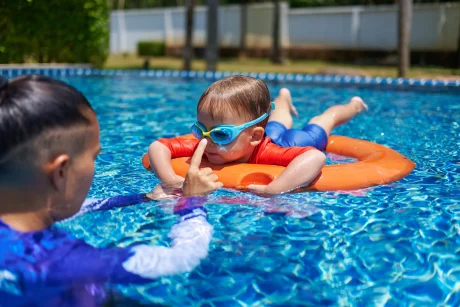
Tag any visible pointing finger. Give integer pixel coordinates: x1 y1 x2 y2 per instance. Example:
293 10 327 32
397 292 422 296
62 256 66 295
189 139 207 172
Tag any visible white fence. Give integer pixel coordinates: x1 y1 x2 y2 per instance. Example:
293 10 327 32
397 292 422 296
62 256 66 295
289 3 459 51
110 3 289 53
110 2 460 54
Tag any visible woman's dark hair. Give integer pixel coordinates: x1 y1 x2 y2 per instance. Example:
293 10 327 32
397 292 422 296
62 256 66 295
0 74 94 162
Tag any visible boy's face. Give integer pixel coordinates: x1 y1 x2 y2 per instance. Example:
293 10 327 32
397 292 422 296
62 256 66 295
197 110 263 164
50 113 101 221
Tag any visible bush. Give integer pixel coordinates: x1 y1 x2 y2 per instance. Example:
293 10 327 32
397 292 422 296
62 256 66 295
138 41 166 57
0 0 109 67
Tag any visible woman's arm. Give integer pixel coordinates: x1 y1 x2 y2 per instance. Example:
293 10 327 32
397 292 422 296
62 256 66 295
44 197 212 285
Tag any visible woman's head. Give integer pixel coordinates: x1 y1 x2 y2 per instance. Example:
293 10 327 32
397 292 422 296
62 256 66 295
0 75 100 221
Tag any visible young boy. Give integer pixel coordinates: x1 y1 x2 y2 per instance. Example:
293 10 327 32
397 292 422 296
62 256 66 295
0 75 219 306
148 76 367 195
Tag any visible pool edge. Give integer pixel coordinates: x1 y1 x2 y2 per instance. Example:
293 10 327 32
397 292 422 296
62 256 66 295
1 68 459 89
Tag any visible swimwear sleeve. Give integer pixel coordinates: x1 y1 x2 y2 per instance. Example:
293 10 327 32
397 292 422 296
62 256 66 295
255 142 315 167
77 194 151 215
39 197 212 285
157 137 200 159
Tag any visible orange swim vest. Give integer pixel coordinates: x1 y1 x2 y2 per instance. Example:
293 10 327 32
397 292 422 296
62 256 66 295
142 135 415 191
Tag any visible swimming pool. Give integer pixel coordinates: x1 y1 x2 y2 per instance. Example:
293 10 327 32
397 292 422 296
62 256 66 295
8 70 460 305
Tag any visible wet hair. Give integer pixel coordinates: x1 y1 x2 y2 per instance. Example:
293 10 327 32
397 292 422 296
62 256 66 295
0 74 95 169
197 76 271 127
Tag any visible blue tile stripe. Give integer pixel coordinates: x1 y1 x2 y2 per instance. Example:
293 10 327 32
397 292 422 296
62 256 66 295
0 68 459 88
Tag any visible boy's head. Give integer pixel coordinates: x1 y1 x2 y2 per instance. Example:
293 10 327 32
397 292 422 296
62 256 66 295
0 75 100 222
195 76 271 164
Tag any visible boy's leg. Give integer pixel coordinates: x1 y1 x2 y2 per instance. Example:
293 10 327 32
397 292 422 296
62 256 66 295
266 96 367 150
268 88 297 129
307 96 368 136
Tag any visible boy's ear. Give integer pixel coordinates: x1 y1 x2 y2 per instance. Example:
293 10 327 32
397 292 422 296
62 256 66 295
250 127 265 146
45 154 70 191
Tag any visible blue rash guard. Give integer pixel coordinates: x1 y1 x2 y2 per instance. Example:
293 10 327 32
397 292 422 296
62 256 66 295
0 195 212 307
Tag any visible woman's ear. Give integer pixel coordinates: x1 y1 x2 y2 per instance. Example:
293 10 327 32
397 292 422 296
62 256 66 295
44 154 70 191
250 127 265 146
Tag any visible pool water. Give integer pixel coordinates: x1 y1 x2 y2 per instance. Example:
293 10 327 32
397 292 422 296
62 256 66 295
56 75 460 306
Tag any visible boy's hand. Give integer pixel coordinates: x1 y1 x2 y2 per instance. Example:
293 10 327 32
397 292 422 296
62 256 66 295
248 184 268 194
183 139 223 196
146 182 183 200
247 184 276 195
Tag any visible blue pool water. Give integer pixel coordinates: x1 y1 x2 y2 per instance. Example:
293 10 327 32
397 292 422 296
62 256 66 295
52 75 460 306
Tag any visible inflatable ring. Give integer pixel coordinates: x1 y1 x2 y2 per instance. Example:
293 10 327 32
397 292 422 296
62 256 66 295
142 135 415 191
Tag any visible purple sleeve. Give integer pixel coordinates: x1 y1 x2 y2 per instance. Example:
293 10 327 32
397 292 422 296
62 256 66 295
20 197 210 286
41 240 149 286
75 194 151 216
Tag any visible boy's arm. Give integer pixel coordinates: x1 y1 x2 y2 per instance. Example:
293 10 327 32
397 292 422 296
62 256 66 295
148 140 185 184
249 149 325 194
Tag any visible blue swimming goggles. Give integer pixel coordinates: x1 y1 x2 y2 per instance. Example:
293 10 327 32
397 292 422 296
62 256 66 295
191 102 275 145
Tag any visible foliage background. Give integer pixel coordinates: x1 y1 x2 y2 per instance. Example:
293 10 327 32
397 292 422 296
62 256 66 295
0 0 109 67
1 0 454 65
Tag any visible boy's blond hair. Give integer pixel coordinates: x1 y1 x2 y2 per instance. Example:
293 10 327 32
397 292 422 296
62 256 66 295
197 76 271 127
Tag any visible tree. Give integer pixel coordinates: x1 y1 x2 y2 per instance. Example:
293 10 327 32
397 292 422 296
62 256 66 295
206 0 219 71
183 0 195 70
398 0 412 77
271 0 284 64
0 0 109 67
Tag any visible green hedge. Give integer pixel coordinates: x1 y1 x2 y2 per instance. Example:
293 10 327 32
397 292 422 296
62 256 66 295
138 41 165 57
0 0 109 67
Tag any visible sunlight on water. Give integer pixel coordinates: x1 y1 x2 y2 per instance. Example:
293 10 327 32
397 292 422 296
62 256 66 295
56 75 460 306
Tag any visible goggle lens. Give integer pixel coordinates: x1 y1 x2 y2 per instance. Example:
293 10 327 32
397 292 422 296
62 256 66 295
211 130 233 144
191 125 204 139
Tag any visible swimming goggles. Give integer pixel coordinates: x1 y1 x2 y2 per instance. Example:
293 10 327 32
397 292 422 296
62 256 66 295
191 103 274 145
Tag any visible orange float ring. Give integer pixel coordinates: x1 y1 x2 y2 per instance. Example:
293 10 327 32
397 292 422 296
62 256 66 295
142 135 415 191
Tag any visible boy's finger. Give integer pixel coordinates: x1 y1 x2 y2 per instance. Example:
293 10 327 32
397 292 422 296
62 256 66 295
189 139 207 171
363 102 369 111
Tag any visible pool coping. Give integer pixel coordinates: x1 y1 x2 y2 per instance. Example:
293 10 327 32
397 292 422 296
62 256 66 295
1 67 459 88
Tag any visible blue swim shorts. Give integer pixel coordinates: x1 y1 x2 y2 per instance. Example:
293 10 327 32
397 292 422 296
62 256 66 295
265 121 328 151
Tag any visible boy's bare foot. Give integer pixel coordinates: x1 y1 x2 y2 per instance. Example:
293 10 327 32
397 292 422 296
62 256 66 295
349 96 368 114
279 88 298 116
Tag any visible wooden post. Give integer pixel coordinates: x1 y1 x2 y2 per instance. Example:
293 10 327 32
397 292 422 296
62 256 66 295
183 0 195 71
457 12 460 68
271 0 284 64
239 2 248 59
206 0 219 71
398 0 413 78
